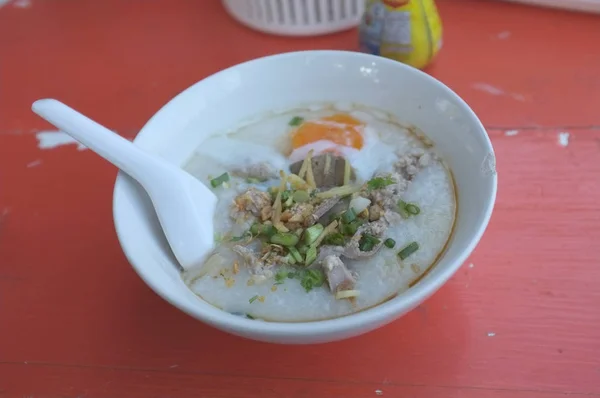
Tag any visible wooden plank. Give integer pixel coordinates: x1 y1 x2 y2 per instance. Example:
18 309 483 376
0 363 590 398
1 129 599 396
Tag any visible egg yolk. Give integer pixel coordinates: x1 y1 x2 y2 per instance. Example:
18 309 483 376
291 114 364 150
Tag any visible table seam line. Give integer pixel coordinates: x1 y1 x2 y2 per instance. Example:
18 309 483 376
1 360 598 396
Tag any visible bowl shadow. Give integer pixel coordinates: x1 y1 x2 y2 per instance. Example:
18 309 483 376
112 275 468 388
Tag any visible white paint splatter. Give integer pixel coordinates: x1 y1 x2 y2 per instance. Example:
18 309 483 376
505 129 519 136
13 0 30 7
27 159 42 168
36 131 87 151
468 263 475 268
472 83 504 96
558 132 570 147
487 332 496 337
497 31 511 40
375 390 383 396
472 83 525 102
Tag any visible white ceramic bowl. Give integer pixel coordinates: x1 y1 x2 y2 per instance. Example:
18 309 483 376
113 50 497 344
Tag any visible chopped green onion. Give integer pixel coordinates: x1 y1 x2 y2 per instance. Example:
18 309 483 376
249 295 259 304
246 314 255 319
230 230 252 242
297 244 308 255
246 177 262 184
280 190 292 203
340 219 363 236
288 246 303 263
249 224 261 235
405 203 421 215
289 116 304 126
397 199 420 218
210 172 230 188
300 269 325 292
305 246 317 266
250 223 277 237
264 225 277 237
292 190 310 203
384 238 396 248
398 241 419 260
304 223 324 245
270 233 300 247
397 199 410 219
341 208 357 224
312 220 339 248
366 175 394 192
275 270 287 284
323 232 345 246
358 234 381 252
285 253 297 265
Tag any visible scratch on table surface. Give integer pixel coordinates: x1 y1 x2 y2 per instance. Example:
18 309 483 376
504 129 519 136
36 131 87 151
0 208 9 227
375 389 383 396
472 83 525 102
488 332 496 337
496 31 511 40
27 159 42 168
558 132 570 147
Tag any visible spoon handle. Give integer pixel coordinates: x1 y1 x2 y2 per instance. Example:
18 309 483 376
32 99 157 182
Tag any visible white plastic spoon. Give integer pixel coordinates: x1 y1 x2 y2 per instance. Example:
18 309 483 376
32 99 217 271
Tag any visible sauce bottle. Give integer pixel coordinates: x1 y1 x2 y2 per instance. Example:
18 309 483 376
358 0 443 70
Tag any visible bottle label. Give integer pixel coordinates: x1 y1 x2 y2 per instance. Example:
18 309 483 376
358 0 443 69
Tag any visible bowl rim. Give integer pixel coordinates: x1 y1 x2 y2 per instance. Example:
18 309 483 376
113 50 497 338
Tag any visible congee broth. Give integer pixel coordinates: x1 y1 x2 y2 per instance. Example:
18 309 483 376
183 103 456 322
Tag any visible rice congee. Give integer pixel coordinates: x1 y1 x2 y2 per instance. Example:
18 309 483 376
182 103 456 322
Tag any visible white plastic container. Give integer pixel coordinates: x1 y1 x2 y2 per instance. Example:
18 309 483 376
222 0 365 36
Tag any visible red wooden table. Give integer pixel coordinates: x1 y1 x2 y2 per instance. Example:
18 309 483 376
1 1 599 397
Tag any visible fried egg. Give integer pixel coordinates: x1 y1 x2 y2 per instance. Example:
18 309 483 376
289 112 398 181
